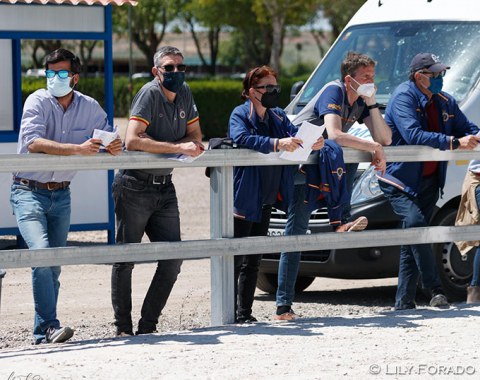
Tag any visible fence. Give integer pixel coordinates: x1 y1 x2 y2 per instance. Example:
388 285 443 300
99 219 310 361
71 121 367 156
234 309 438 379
1 147 480 325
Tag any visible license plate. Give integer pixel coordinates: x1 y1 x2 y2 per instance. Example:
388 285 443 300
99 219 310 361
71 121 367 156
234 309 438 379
267 228 311 236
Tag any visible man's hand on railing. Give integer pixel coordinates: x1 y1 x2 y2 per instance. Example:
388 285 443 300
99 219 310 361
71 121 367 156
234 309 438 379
458 135 480 150
371 145 386 175
105 137 123 156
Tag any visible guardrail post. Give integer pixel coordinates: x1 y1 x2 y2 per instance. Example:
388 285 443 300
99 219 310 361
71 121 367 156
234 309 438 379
210 166 235 325
0 269 6 315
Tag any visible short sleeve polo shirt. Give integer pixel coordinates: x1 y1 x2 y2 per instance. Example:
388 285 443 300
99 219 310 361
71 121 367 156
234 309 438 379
129 79 200 175
314 82 369 134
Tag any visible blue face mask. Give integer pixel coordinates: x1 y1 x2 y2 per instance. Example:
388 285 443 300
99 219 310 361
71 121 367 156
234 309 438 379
428 76 443 94
47 76 74 98
162 72 185 93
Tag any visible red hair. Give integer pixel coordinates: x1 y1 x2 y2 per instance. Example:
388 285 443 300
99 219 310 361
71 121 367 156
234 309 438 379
241 65 278 100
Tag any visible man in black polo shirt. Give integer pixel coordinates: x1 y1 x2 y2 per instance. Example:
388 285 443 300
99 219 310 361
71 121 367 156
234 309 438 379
111 46 204 336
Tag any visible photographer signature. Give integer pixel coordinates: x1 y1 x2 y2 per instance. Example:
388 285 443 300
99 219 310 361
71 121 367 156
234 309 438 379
8 372 43 380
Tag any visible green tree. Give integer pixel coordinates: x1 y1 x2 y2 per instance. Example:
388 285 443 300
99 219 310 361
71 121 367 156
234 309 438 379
23 40 62 68
310 0 366 58
113 0 178 66
252 0 319 73
216 0 274 69
177 0 224 76
196 0 272 71
320 0 366 38
79 41 100 75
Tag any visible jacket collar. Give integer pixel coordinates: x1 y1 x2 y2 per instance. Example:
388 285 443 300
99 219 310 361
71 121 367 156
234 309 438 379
246 100 283 125
408 80 448 108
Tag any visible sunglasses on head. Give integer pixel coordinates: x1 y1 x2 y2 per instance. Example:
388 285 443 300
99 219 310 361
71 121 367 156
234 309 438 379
254 84 281 94
159 64 187 72
45 70 74 79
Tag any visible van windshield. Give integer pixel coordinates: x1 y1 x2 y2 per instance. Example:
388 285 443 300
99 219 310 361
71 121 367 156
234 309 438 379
290 21 480 113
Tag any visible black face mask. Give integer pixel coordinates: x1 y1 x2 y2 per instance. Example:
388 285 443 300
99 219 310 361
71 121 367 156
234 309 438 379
259 90 280 109
162 71 185 93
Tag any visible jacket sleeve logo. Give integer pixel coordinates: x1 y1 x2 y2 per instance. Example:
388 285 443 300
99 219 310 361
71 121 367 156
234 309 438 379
327 103 342 111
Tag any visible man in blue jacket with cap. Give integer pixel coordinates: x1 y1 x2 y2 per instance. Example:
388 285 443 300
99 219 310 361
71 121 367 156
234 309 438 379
378 52 480 310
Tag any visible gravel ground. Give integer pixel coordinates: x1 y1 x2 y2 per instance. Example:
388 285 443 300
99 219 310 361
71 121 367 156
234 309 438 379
0 164 404 350
2 120 479 379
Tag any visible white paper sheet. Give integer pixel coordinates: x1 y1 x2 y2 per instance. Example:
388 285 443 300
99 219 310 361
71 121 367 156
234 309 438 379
165 150 205 163
92 128 119 148
279 120 325 162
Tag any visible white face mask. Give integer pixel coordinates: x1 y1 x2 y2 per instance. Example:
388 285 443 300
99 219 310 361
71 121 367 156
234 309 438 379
350 77 376 98
47 76 74 98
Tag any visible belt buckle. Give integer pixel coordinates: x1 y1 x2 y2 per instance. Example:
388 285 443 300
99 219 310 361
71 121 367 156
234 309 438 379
152 176 165 185
47 182 57 191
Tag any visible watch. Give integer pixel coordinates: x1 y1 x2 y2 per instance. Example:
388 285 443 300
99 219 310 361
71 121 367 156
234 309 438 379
452 137 460 150
367 103 380 110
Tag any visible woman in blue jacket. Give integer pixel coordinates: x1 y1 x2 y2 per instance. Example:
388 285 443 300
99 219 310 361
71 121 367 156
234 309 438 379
229 65 324 323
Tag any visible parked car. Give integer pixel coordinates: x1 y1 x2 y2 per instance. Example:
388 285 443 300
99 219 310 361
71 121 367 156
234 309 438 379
24 68 45 77
258 0 480 301
132 72 151 80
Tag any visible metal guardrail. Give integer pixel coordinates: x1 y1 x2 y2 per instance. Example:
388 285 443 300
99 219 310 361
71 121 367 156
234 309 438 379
1 146 480 325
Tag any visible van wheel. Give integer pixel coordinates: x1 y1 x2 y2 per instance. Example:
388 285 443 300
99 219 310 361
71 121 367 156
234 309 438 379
256 273 315 294
432 208 473 301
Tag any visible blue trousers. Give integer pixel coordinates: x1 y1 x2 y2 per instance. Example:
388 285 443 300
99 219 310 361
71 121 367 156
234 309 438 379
276 163 357 307
379 175 442 308
10 183 71 344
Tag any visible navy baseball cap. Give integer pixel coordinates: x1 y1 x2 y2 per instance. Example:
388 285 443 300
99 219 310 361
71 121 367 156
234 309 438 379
410 53 450 73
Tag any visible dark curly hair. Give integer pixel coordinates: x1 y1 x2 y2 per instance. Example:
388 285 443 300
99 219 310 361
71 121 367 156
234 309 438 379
44 48 82 74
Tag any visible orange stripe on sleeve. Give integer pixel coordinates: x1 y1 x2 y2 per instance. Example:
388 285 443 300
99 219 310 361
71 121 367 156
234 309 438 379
187 116 200 126
130 116 149 126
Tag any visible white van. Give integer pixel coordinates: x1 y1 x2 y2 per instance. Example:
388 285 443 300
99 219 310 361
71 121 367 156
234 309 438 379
259 0 480 300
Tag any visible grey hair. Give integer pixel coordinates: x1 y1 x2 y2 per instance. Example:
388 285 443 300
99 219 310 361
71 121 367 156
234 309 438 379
153 46 184 67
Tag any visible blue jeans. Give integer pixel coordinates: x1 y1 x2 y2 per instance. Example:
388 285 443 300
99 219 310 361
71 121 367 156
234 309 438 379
471 185 480 286
379 176 442 308
276 164 357 307
111 173 183 334
276 184 309 306
10 183 71 344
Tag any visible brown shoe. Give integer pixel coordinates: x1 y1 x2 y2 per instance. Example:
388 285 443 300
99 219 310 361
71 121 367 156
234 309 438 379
335 216 368 233
466 286 480 304
273 311 298 321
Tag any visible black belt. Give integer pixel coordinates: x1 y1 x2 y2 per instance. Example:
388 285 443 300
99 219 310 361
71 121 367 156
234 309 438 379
13 177 70 191
121 170 172 185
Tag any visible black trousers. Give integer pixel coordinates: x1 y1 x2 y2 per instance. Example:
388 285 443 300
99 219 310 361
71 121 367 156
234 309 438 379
234 205 272 318
111 173 183 334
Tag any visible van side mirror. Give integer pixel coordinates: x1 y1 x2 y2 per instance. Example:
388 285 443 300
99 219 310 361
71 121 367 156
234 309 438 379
290 81 305 101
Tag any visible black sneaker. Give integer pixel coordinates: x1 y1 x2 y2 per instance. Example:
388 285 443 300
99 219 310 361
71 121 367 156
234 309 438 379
394 302 416 311
135 329 158 335
236 315 258 324
116 330 134 337
45 326 74 344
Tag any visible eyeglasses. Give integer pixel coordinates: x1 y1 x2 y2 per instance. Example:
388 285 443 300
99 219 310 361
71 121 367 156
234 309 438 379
158 64 187 72
419 70 446 78
254 84 281 93
45 70 74 79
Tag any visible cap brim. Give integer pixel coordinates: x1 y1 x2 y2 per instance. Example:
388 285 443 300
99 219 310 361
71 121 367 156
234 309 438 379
429 63 450 72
